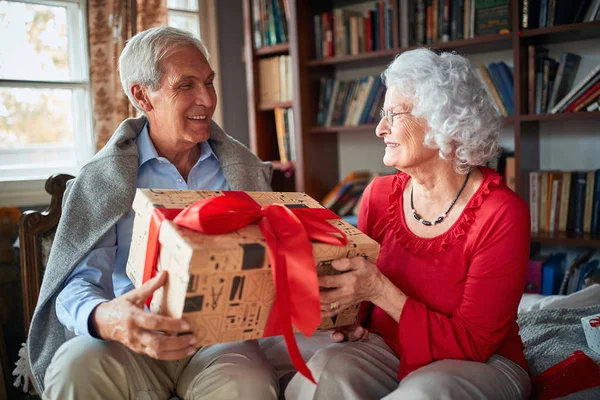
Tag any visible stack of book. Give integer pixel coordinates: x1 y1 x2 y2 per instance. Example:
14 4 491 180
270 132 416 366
316 76 385 127
525 250 598 296
258 55 293 104
314 1 394 59
251 0 289 49
313 0 511 59
521 0 600 30
529 169 600 236
475 61 514 116
321 171 373 219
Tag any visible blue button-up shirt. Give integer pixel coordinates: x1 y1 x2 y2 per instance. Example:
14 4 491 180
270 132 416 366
56 124 229 336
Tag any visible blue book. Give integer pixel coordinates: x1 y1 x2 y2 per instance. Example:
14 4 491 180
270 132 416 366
541 253 566 295
359 77 382 124
487 63 514 116
271 0 284 43
496 62 515 115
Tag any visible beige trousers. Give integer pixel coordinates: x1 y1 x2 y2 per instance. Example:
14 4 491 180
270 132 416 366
260 331 530 400
44 335 279 400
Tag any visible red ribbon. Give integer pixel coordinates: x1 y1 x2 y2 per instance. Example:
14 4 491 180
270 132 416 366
590 317 600 328
142 191 347 384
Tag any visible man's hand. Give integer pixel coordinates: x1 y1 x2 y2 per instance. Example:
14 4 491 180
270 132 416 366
319 257 384 317
331 323 369 343
90 271 197 360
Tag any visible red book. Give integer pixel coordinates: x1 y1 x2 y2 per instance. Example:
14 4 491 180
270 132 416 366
364 12 372 52
564 80 600 113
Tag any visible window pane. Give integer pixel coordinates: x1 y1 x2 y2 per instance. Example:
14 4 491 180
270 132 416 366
0 0 71 81
167 0 198 11
0 87 79 179
0 87 74 147
168 11 200 38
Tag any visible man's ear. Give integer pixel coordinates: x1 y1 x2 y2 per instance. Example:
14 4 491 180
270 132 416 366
131 84 153 113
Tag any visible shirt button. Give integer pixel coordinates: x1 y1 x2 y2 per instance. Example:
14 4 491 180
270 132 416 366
177 178 183 183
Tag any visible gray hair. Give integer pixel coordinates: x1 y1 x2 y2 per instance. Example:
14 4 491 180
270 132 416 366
382 48 501 174
118 26 210 113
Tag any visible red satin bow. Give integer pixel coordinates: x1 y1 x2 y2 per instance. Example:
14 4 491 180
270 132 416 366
590 317 600 328
141 191 348 384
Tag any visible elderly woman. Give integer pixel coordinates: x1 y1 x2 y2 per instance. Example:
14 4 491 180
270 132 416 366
285 49 531 399
26 27 277 399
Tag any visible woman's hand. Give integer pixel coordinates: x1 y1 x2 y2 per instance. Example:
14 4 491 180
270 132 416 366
330 322 369 343
319 257 384 317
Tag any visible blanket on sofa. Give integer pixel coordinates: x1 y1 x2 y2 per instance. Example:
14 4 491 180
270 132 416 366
518 304 600 399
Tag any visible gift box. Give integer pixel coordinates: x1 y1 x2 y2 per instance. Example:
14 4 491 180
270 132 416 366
581 314 600 354
126 189 380 346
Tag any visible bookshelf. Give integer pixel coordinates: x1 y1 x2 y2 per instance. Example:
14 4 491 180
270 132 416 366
242 0 600 247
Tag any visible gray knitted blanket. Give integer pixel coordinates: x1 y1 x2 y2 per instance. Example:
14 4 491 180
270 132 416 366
518 304 600 399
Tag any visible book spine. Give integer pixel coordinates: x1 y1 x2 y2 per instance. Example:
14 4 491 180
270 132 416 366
558 172 571 232
591 169 600 235
572 172 588 235
584 171 595 233
530 171 539 233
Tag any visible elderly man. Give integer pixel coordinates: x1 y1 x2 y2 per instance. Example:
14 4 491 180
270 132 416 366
26 26 278 399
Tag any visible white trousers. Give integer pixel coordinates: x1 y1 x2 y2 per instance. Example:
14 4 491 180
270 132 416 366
260 331 531 400
44 335 279 400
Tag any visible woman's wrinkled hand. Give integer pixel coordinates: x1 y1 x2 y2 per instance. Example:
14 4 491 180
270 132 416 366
330 322 369 343
319 257 384 317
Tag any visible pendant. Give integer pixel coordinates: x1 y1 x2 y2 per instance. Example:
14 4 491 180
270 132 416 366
412 209 445 226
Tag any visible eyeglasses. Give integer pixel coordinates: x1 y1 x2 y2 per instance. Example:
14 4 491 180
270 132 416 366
379 109 411 125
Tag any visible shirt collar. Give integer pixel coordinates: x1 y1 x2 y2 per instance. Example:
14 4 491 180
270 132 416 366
137 123 218 167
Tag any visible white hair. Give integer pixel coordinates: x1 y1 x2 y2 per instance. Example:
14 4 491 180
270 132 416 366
382 48 501 173
118 26 210 113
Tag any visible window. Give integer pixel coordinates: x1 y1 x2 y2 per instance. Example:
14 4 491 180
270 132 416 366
0 0 93 187
167 0 200 38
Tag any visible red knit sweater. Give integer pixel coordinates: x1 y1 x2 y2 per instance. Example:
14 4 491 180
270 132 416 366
358 167 530 379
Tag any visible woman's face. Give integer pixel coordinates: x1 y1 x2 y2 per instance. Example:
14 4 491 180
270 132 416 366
375 87 438 170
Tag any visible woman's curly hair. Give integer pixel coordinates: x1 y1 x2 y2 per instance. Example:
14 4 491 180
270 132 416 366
382 48 501 173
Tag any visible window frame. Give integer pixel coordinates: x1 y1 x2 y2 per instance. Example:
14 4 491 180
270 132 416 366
0 0 93 206
167 2 201 39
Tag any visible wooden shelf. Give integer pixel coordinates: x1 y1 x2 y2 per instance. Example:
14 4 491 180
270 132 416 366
305 34 513 68
305 49 398 67
255 43 289 57
519 21 600 45
310 124 378 134
519 111 600 122
257 100 293 111
531 232 600 247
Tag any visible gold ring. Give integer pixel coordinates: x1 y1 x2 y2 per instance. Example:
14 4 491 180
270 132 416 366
330 301 339 310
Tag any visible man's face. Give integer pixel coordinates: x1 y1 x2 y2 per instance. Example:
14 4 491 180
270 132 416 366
146 44 216 144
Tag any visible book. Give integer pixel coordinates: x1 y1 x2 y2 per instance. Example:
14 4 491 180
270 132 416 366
542 253 566 295
488 62 513 115
530 171 540 233
591 169 600 236
558 171 571 232
541 57 558 113
321 171 371 209
583 170 595 234
550 64 600 114
474 0 511 36
525 255 549 293
477 65 507 116
548 52 581 110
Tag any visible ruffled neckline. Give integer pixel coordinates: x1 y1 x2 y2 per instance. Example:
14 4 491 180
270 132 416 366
388 167 502 254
